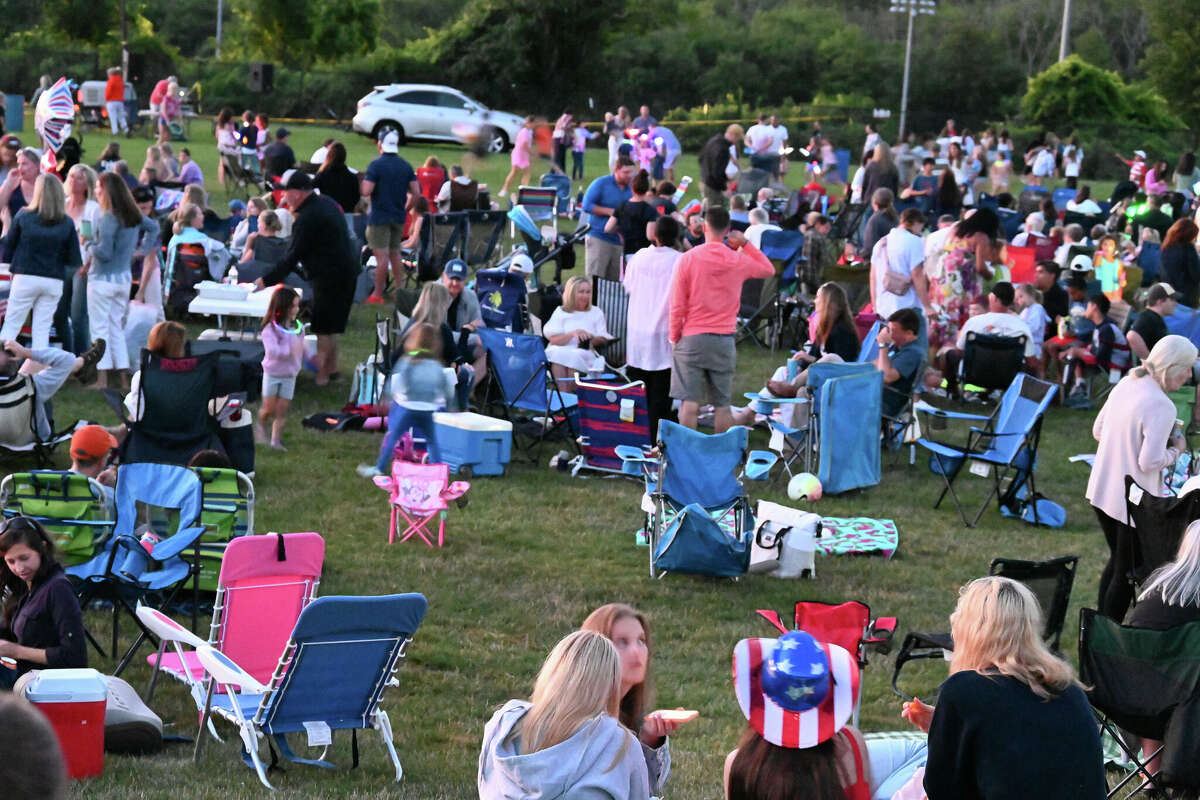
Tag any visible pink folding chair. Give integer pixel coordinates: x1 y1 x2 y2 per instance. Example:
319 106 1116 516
373 461 469 547
144 531 325 700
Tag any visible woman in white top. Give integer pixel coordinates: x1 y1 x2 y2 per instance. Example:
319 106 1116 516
1087 335 1195 621
623 216 683 438
1065 185 1103 216
1063 136 1083 189
64 164 100 355
543 275 612 380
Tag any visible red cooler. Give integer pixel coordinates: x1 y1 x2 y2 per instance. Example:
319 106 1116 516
25 668 107 778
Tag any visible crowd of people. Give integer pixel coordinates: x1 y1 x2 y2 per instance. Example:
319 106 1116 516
6 83 1200 798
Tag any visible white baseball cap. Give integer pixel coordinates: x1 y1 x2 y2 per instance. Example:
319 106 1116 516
380 130 399 153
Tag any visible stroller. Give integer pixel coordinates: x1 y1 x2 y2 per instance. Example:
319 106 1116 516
505 205 589 286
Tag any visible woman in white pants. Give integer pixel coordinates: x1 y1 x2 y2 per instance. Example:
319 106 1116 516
0 175 79 348
87 172 159 389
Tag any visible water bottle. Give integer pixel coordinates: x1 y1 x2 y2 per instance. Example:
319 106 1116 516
228 265 239 285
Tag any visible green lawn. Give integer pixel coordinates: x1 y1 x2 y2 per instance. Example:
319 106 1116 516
25 121 1120 798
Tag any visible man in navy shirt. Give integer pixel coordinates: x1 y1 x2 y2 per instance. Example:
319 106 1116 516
362 129 419 303
581 156 635 281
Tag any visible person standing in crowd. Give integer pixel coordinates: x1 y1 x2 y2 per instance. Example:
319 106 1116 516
0 175 79 349
861 144 899 204
606 169 659 259
862 122 881 158
746 114 779 177
1174 152 1200 197
0 147 39 235
256 170 357 387
581 156 636 282
103 67 127 137
623 216 683 439
698 124 744 209
261 127 296 178
862 188 898 258
1088 335 1196 621
669 206 773 432
632 105 656 135
148 74 174 119
156 80 180 146
313 142 360 213
649 123 682 183
871 208 933 353
88 172 158 390
499 115 534 199
362 129 418 305
1115 149 1148 187
551 111 573 174
63 164 99 355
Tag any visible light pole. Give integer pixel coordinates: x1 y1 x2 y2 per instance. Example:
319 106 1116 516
216 0 223 57
1058 0 1071 61
889 0 936 140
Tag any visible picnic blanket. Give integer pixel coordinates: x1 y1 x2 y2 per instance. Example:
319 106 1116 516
817 517 898 559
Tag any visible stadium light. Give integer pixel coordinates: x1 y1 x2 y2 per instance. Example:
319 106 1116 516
888 0 936 140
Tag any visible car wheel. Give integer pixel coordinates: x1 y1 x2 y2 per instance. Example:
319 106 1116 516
373 121 405 146
485 127 509 154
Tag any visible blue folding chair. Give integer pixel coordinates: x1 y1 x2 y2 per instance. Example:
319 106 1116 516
474 268 528 333
540 172 572 216
915 374 1057 527
477 327 578 458
193 593 428 790
760 229 805 283
816 367 883 494
67 463 207 669
618 421 775 578
1052 187 1076 211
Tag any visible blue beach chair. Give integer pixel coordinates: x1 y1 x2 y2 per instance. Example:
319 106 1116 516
68 463 208 668
477 327 578 458
618 421 775 578
193 593 428 790
915 374 1057 527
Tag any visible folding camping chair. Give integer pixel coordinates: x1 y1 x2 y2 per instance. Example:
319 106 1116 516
193 593 428 789
221 153 269 199
916 374 1056 527
591 276 628 366
1078 608 1200 799
512 186 558 228
463 210 508 268
1125 475 1200 593
0 374 79 466
67 463 208 670
961 332 1028 397
0 471 115 566
891 555 1078 700
570 377 652 477
142 532 325 706
119 350 226 466
477 327 579 458
736 276 779 350
617 420 775 578
540 172 572 216
757 601 897 668
371 461 469 547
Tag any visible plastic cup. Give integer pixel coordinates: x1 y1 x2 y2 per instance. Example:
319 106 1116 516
787 359 799 381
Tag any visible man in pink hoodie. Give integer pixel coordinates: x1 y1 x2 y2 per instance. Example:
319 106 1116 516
668 206 774 432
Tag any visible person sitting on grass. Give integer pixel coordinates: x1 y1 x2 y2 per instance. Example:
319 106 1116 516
356 323 454 479
1061 294 1131 406
479 629 651 799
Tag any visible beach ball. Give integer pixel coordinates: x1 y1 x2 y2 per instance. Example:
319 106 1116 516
788 472 823 502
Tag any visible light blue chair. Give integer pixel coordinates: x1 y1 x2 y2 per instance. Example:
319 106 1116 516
194 593 428 790
915 374 1057 526
617 421 775 578
68 462 207 670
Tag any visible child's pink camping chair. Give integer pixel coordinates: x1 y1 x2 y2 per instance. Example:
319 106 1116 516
144 531 325 699
373 461 469 547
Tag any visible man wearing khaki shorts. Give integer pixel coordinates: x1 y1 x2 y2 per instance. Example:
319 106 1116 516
581 156 636 281
668 206 774 432
362 129 419 303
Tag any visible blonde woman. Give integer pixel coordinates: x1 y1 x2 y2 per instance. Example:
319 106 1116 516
1088 334 1196 620
479 629 650 799
139 145 170 185
0 175 81 348
64 164 100 353
543 275 611 379
902 577 1105 799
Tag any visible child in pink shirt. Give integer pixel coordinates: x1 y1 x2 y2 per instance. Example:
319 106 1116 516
257 287 304 450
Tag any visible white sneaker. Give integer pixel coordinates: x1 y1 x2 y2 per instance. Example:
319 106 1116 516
356 464 383 478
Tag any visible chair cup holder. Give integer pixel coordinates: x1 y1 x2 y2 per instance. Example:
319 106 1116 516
117 545 152 581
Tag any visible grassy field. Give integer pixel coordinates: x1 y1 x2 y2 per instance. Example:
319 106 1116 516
26 121 1121 798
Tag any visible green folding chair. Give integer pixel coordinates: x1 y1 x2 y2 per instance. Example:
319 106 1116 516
0 471 115 565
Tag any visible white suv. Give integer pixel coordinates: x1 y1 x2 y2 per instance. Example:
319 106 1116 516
352 84 522 153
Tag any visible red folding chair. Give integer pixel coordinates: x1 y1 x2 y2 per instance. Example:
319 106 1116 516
756 600 896 668
373 461 469 547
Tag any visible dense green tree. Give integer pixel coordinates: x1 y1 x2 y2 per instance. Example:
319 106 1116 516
1141 0 1200 128
44 0 116 44
1022 54 1180 131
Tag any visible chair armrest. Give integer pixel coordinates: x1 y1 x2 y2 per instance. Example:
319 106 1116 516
914 400 988 422
742 392 809 406
151 525 207 561
196 644 268 694
744 450 778 481
615 445 656 463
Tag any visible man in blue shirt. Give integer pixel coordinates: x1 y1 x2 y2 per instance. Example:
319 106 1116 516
362 129 419 304
874 308 924 419
581 156 635 281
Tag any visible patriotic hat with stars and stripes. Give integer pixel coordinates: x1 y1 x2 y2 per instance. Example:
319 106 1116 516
733 630 860 748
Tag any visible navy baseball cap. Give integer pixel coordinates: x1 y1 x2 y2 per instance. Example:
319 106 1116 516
443 259 468 280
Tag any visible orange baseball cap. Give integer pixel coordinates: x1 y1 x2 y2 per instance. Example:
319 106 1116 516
70 425 117 460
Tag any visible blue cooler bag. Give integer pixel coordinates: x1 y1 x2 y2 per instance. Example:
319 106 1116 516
652 503 753 577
